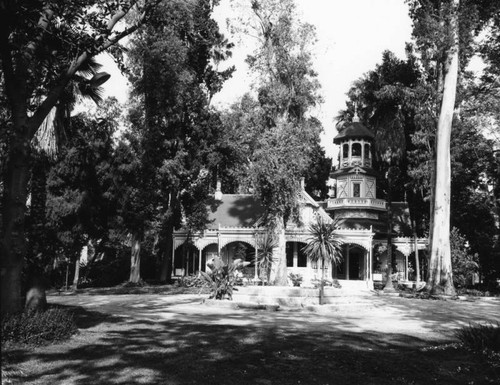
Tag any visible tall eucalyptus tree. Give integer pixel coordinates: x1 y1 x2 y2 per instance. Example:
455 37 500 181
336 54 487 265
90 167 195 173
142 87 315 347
232 0 325 285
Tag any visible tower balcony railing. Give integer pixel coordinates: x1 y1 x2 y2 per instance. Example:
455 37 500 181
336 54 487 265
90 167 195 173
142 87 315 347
337 158 372 169
326 197 386 210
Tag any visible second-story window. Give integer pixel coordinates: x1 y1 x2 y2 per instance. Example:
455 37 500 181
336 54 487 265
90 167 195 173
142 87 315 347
342 143 349 158
353 182 361 197
352 143 361 157
364 144 371 159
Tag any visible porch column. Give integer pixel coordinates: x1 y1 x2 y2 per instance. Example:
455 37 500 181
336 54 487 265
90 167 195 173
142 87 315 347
217 230 221 256
369 243 373 280
254 233 258 280
405 253 409 281
346 244 350 280
198 248 202 274
365 249 369 280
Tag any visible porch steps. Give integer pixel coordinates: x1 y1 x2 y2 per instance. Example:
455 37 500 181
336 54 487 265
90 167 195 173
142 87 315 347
232 280 374 306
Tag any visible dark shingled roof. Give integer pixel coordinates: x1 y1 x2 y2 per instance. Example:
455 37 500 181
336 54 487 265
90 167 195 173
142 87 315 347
206 195 265 229
334 122 375 144
337 217 386 233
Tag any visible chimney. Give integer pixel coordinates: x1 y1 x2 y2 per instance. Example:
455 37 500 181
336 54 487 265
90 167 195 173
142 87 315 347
214 179 223 200
300 177 305 190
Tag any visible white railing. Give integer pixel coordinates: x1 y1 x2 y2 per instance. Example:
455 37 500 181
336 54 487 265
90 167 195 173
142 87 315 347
327 197 386 210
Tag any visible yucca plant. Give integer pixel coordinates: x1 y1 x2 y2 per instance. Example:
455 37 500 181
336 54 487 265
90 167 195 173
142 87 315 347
303 216 343 304
199 257 250 300
255 232 277 285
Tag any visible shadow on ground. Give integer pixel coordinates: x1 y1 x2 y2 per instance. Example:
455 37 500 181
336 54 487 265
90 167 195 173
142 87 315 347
4 300 500 385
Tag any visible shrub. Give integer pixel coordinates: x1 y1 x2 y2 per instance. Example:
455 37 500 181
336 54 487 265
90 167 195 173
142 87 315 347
311 278 342 289
176 275 205 288
255 232 277 284
451 228 479 288
455 322 500 353
200 257 249 300
1 307 77 346
288 273 303 287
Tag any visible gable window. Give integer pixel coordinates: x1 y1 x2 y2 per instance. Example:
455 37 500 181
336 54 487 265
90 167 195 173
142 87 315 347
352 143 361 157
353 182 361 198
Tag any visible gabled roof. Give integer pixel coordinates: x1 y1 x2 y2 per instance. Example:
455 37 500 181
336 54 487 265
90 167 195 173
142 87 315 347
205 189 323 229
206 195 264 229
334 122 375 144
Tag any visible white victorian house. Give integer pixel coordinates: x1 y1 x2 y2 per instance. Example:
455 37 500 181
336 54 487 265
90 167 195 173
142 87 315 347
171 118 427 287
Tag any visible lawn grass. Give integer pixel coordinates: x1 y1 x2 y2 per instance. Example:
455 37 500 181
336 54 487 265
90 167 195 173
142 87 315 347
2 298 500 385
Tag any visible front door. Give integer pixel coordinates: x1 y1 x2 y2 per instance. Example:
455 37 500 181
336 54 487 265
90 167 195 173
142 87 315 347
349 249 361 280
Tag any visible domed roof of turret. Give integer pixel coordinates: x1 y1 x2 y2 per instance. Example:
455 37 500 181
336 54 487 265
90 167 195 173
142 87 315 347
333 121 375 144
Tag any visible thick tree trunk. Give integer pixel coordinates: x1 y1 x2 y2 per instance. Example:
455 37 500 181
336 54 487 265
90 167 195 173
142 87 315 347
129 233 142 283
272 216 287 286
414 232 420 283
25 155 50 310
159 192 178 282
1 138 31 315
426 1 458 296
72 254 81 290
384 169 396 292
159 226 173 283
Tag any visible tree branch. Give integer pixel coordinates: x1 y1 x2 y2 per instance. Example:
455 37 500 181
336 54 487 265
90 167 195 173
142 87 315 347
27 1 159 139
0 22 27 123
24 7 55 60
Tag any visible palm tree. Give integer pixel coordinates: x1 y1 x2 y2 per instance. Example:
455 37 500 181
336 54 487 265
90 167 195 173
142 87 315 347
26 59 109 310
303 216 343 305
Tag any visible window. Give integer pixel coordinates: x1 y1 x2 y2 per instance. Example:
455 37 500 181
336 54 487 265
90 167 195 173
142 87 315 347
352 143 361 157
353 182 361 198
364 144 370 159
297 245 307 267
342 143 349 158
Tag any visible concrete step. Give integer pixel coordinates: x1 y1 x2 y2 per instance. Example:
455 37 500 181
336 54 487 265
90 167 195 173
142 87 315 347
232 281 375 306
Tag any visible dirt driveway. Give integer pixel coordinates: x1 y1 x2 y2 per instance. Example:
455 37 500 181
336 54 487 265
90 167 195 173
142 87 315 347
3 293 500 385
50 293 499 340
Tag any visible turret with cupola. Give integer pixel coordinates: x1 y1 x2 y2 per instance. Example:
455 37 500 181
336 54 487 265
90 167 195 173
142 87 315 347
326 114 386 225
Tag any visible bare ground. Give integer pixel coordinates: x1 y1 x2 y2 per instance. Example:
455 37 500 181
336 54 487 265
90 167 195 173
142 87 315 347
2 292 499 385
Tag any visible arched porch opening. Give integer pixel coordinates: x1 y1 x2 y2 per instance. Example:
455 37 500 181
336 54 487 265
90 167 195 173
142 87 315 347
408 250 428 282
220 241 254 265
173 243 199 277
375 247 409 281
201 243 218 273
336 243 368 280
220 241 256 279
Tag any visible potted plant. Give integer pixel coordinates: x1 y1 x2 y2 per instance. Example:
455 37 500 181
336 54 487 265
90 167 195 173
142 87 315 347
288 272 303 287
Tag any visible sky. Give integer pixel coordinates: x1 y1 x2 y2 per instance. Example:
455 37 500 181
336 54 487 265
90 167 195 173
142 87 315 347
100 0 414 159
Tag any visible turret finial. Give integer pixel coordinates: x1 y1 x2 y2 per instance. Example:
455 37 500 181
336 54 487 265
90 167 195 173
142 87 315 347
353 105 360 123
